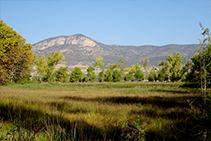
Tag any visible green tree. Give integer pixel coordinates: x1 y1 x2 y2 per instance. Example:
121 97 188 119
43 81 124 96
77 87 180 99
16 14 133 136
87 65 96 82
0 20 34 84
95 57 105 82
112 69 122 82
117 57 126 78
36 51 65 82
190 23 211 111
54 67 69 82
111 63 117 71
46 51 65 82
166 52 183 82
130 65 136 75
95 57 104 68
135 70 144 81
142 57 150 77
135 63 141 71
98 69 105 82
148 69 156 82
105 66 113 82
89 73 97 82
157 61 170 82
181 59 193 82
70 67 83 82
36 54 48 82
124 72 134 82
82 76 89 82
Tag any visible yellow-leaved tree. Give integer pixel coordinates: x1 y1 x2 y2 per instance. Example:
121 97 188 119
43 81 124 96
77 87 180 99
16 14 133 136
0 20 34 84
36 51 65 82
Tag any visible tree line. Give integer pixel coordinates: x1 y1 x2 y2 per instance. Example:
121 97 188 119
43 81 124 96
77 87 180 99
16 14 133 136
1 20 211 85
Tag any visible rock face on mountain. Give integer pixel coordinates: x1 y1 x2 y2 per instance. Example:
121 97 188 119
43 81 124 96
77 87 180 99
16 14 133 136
32 34 200 67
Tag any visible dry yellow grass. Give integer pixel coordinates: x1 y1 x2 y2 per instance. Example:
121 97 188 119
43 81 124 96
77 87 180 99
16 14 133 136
0 82 202 140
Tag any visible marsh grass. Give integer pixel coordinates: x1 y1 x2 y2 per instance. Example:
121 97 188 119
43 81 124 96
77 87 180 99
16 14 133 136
0 82 207 140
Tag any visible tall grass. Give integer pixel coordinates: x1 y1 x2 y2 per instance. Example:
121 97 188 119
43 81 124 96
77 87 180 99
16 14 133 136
0 82 207 140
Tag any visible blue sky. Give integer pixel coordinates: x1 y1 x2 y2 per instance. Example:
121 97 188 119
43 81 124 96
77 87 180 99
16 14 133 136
1 0 211 46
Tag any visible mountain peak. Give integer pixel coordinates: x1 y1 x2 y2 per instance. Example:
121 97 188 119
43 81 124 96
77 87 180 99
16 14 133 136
32 33 99 52
72 33 86 37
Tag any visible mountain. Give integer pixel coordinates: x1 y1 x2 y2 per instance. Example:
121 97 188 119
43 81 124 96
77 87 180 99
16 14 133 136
32 34 200 67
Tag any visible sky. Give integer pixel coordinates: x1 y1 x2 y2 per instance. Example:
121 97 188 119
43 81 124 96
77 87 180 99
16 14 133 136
0 0 211 46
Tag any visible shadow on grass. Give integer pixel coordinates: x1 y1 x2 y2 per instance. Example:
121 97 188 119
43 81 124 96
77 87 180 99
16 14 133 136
61 95 200 109
49 101 88 114
148 88 198 94
0 103 123 140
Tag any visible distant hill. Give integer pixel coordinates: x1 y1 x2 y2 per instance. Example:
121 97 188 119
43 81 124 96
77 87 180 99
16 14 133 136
32 34 200 67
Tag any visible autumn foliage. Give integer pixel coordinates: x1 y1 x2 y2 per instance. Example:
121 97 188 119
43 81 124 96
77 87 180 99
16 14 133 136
0 20 34 84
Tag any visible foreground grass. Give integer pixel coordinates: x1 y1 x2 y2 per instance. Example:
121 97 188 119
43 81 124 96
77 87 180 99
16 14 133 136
0 82 207 140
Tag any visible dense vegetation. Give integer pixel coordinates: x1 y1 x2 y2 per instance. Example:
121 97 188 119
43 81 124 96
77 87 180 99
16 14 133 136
1 20 211 140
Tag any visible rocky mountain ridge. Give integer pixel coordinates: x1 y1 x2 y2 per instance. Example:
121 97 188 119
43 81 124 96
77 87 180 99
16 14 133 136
32 34 200 67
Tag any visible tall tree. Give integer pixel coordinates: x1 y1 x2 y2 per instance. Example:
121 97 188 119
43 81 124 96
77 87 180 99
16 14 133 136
54 67 69 82
95 57 104 68
0 20 34 84
70 67 83 82
157 61 170 82
46 51 65 82
181 59 193 81
130 65 136 75
36 51 65 82
148 69 156 82
87 65 96 82
124 72 134 82
105 66 113 82
135 63 141 71
135 70 144 81
95 57 105 82
36 54 48 82
166 52 183 82
142 57 150 77
117 57 126 78
112 69 122 82
199 22 211 107
111 63 117 71
190 23 211 112
98 69 105 82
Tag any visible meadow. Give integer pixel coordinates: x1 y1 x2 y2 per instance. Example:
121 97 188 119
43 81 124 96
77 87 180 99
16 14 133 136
0 82 208 140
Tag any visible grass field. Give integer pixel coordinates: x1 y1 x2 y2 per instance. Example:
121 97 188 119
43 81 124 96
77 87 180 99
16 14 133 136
0 82 208 140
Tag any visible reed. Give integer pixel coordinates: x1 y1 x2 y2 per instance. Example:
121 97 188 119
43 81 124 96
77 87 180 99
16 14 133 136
0 82 206 140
